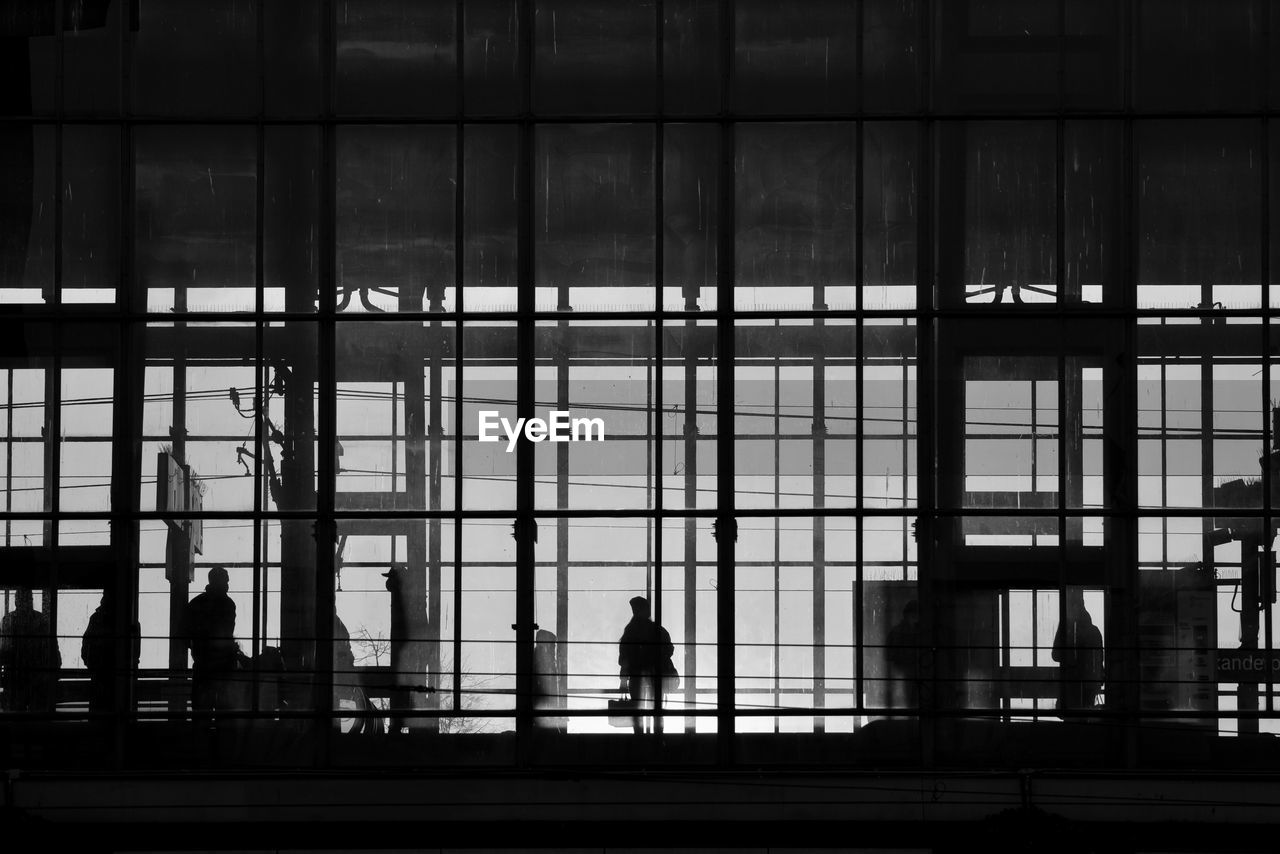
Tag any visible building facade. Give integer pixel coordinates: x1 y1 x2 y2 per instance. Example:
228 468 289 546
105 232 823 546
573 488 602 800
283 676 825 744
2 1 1280 850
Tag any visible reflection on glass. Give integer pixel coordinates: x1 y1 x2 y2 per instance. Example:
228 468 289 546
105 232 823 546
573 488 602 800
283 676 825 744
335 321 456 513
535 0 656 115
0 126 54 305
135 127 256 312
464 125 519 311
461 322 517 510
663 124 718 311
534 321 652 510
863 0 921 113
336 1 456 116
1137 0 1262 112
736 123 855 311
736 516 859 733
1138 121 1260 310
863 122 918 310
62 126 120 304
943 122 1056 306
535 124 655 311
735 320 857 510
732 1 857 115
337 126 457 313
133 0 258 116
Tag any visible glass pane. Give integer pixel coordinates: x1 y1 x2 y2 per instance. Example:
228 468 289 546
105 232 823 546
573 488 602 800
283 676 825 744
0 1 55 115
63 0 123 114
864 319 918 509
939 121 1056 307
453 518 516 723
736 516 859 733
732 0 857 115
934 0 1058 112
534 321 652 510
135 127 257 313
62 125 120 305
1064 121 1122 306
1137 0 1263 112
337 126 457 313
142 323 260 513
663 320 718 511
863 0 922 113
0 126 53 304
964 355 1059 510
736 123 856 311
0 353 50 529
60 363 113 512
463 125 518 311
265 0 322 116
264 127 321 313
662 124 718 312
534 517 715 735
535 124 655 311
861 560 918 714
0 586 62 715
461 321 517 510
863 122 918 311
336 0 456 117
534 0 656 115
335 321 457 513
735 320 858 510
1138 121 1261 310
1137 518 1217 730
663 0 720 115
464 0 521 116
333 519 453 736
1063 0 1122 110
1137 320 1263 510
133 0 259 116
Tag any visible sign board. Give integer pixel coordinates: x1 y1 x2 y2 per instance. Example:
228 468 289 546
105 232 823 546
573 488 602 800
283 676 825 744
1216 649 1280 682
157 452 184 514
188 470 203 555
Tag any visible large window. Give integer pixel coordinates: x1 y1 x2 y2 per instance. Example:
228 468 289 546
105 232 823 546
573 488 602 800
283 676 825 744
3 0 1280 776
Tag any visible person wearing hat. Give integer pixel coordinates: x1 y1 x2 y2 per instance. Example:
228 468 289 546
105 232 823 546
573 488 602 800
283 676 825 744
617 596 674 735
181 566 239 716
383 564 430 732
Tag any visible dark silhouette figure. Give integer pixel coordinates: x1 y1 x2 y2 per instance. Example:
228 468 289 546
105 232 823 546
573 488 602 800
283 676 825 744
534 628 565 733
618 596 674 735
383 564 430 732
1052 593 1104 715
886 599 922 710
331 610 382 735
182 566 239 717
0 588 60 713
81 590 141 714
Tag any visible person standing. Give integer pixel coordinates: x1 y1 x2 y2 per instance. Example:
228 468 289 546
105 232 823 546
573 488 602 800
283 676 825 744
0 588 60 713
1052 591 1104 715
617 596 674 735
81 590 140 714
182 566 238 717
886 599 922 711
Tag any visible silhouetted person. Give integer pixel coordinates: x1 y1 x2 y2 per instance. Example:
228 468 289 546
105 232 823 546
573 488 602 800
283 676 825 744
182 566 238 717
886 599 922 710
81 590 140 714
534 628 565 732
331 610 379 734
384 564 430 731
618 596 674 735
1052 593 1104 715
0 588 60 713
